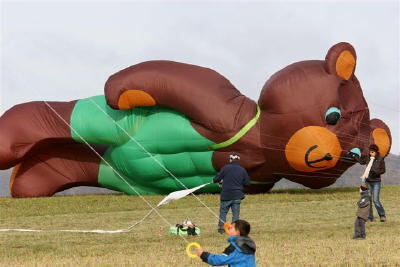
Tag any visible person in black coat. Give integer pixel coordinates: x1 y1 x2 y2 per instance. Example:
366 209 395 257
353 184 371 240
354 144 386 222
213 154 251 234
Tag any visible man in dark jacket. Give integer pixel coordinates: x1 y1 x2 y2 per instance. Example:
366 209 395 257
353 184 371 240
354 144 386 222
213 154 251 234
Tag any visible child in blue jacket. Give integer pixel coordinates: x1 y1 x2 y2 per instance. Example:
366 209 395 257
196 220 256 267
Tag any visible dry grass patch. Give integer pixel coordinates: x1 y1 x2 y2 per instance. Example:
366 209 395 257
0 186 399 266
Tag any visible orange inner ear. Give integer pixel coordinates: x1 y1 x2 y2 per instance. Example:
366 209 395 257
372 128 390 157
117 90 156 110
336 50 356 80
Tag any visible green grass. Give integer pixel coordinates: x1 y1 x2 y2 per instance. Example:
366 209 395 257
0 186 399 266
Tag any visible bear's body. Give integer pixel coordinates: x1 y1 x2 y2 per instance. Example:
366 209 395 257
73 95 218 194
0 42 392 197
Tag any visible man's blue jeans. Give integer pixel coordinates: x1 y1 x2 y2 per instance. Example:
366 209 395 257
366 181 386 219
218 199 241 229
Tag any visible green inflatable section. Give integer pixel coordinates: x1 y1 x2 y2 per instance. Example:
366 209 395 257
169 226 201 236
70 95 220 195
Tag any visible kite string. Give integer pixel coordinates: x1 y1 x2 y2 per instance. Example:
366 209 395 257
43 101 190 241
3 95 388 232
88 105 374 143
87 98 377 224
0 100 190 242
0 209 155 234
86 99 373 173
81 100 382 150
96 104 377 149
86 102 370 181
88 99 222 223
89 97 379 186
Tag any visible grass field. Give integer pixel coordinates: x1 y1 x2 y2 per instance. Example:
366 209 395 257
0 185 399 266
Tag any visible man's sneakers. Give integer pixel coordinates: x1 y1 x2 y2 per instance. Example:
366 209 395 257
353 236 366 240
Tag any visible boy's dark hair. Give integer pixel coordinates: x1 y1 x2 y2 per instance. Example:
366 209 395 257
360 184 369 191
233 219 251 236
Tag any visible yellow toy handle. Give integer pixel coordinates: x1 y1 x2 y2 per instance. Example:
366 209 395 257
186 242 201 258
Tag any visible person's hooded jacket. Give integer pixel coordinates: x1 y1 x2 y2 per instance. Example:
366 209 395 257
356 190 371 221
200 235 256 267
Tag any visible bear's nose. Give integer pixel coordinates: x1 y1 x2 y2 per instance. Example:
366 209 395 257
285 126 342 172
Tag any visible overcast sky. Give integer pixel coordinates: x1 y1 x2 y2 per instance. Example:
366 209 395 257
1 1 399 154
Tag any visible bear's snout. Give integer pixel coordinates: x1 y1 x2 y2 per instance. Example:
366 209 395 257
285 126 342 172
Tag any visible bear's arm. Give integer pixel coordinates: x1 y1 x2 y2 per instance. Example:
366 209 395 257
104 60 256 133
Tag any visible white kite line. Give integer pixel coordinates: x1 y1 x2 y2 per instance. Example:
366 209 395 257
89 99 221 221
0 99 208 239
0 209 154 234
0 183 209 234
1 88 224 236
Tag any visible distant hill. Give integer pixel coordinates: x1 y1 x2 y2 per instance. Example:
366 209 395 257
1 154 399 196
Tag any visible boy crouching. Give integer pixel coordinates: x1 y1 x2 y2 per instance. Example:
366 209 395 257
196 220 256 266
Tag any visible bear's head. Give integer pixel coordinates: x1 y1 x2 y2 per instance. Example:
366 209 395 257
257 42 391 188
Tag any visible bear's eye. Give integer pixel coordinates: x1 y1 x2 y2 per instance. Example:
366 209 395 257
325 107 341 125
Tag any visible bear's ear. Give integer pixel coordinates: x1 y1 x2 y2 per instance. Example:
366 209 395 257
325 42 357 80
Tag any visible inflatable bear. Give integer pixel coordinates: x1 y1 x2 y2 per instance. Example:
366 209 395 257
0 42 392 197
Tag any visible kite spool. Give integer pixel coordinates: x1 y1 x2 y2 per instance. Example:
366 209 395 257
186 242 201 258
223 222 231 235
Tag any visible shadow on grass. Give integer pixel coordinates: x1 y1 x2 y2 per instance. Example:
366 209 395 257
269 186 358 195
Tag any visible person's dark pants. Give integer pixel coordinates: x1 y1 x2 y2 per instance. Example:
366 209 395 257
218 199 241 230
354 217 366 238
366 181 386 220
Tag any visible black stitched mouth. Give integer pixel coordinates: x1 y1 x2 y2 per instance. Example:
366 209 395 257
305 145 333 168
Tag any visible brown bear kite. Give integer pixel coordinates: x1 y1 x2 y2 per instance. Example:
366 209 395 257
0 42 392 197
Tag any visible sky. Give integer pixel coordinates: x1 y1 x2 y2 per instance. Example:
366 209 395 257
1 0 399 154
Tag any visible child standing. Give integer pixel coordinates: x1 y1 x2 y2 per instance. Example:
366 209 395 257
195 220 256 267
353 184 371 240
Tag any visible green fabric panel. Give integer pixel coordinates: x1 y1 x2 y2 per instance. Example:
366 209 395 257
71 95 220 195
71 95 150 145
97 152 157 195
169 226 201 236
